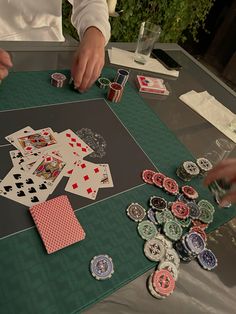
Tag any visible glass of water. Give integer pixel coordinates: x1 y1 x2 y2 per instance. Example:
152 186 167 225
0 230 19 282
134 21 161 65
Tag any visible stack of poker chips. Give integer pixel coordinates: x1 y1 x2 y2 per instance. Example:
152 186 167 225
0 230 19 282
196 157 213 176
97 77 111 89
126 187 218 298
114 68 129 87
50 72 67 88
176 161 200 181
107 82 124 103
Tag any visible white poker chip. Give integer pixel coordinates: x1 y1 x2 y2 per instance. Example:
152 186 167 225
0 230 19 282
144 238 166 262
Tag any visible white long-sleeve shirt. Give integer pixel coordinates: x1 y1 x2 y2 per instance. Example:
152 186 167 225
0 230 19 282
0 0 110 43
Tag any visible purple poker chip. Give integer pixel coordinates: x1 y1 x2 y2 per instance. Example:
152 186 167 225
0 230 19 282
90 254 114 280
185 232 205 255
198 249 218 270
147 208 158 225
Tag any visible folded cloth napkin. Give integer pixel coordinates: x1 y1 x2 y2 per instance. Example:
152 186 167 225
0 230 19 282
108 47 179 78
179 90 236 143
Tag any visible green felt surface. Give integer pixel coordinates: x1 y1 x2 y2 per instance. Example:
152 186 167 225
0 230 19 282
0 67 236 314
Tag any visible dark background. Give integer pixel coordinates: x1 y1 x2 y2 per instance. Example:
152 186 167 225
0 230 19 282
0 99 156 238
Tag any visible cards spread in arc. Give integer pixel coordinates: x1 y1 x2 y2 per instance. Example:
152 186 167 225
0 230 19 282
1 127 114 207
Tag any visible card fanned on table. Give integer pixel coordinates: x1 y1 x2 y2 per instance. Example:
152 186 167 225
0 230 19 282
29 195 85 254
0 126 114 207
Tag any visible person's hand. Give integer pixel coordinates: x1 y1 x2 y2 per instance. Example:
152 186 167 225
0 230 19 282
0 49 12 80
204 158 236 206
71 27 105 92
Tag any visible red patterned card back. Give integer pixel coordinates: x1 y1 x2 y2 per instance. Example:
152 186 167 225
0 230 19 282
29 195 85 254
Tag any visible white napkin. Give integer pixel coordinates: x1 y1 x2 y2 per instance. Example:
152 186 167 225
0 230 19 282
108 47 179 78
179 90 236 143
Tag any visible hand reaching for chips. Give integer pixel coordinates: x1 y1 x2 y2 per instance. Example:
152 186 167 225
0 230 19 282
0 49 12 80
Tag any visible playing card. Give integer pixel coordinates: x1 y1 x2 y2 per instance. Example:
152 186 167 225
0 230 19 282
9 149 41 170
56 129 94 159
136 75 169 95
15 127 57 156
29 153 67 193
5 126 34 149
98 164 114 188
29 195 86 254
65 159 102 200
0 167 50 207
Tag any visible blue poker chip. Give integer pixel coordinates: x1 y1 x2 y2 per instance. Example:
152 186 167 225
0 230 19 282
187 202 202 219
177 193 190 204
147 208 158 225
90 254 114 280
185 232 205 255
198 249 218 270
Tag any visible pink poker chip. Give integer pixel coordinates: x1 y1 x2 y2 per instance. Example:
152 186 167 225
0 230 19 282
171 201 190 219
142 169 156 184
152 269 175 296
163 177 179 195
152 172 166 188
182 185 199 200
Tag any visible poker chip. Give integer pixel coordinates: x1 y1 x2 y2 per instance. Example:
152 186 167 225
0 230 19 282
176 161 200 182
142 169 156 184
114 68 129 87
181 235 195 256
155 209 174 225
152 269 175 297
126 203 146 222
196 157 213 175
190 226 207 242
137 220 157 240
174 241 195 263
197 249 218 270
185 232 205 255
187 201 201 219
198 206 214 224
177 193 190 203
176 216 191 228
152 172 166 188
162 177 179 195
149 196 167 211
154 234 173 250
90 254 114 280
164 248 180 268
97 77 111 89
192 220 209 230
182 185 199 200
147 273 165 299
147 208 158 224
144 238 166 261
50 72 67 88
158 261 179 280
107 82 123 103
171 201 190 219
163 220 182 241
198 199 215 214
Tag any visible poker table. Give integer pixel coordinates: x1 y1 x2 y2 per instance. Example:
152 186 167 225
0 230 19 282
0 40 236 314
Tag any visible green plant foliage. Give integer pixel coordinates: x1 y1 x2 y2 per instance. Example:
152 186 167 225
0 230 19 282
62 0 215 43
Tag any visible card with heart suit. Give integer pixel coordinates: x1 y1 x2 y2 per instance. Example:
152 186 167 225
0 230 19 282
56 129 94 159
29 153 67 193
5 126 34 149
0 167 51 207
65 159 103 200
29 195 86 254
14 127 57 156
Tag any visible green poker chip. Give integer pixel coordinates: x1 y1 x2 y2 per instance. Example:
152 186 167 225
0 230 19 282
155 209 174 225
97 77 111 89
175 216 191 228
198 206 214 224
198 199 215 214
137 220 157 240
163 220 183 241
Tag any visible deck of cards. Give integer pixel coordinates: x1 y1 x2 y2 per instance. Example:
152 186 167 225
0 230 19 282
136 75 169 95
0 126 114 208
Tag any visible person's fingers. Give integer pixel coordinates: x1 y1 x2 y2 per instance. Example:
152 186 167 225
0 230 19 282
0 66 9 80
71 52 88 90
77 58 97 92
204 159 236 185
0 49 12 68
219 190 236 207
